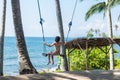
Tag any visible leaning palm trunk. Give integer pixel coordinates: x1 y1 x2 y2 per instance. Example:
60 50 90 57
55 0 68 71
105 0 114 70
11 0 37 74
0 0 6 76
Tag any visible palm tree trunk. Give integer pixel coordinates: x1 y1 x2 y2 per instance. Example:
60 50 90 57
55 0 68 71
0 0 6 76
11 0 38 74
105 0 114 70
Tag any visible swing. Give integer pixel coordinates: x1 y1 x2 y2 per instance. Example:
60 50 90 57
42 53 48 57
37 0 48 57
37 0 61 57
66 0 78 41
37 0 78 57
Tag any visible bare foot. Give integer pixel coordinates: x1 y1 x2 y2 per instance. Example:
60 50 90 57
47 61 51 65
52 62 54 65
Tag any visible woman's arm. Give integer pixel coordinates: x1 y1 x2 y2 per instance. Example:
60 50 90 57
44 42 55 47
59 42 65 45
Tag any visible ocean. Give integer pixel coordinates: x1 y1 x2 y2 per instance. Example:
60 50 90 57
3 37 120 75
4 37 59 75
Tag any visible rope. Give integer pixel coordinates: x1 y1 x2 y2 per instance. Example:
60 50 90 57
66 0 78 41
71 0 78 22
37 0 45 42
37 0 46 52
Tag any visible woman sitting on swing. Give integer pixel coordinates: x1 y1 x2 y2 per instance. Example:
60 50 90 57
44 36 64 65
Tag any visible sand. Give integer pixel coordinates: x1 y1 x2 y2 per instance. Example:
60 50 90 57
0 70 120 80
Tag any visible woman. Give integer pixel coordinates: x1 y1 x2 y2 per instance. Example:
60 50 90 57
44 36 63 65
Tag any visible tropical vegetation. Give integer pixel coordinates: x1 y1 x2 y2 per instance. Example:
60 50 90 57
64 29 120 71
0 0 120 76
85 0 120 70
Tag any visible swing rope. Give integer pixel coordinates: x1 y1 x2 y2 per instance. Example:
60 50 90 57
37 0 45 42
37 0 46 53
66 0 78 41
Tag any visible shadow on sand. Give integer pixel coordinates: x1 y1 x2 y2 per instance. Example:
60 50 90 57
0 70 120 80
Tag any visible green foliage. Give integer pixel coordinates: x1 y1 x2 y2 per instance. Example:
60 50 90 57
88 47 109 70
101 32 108 37
85 2 106 21
57 46 120 71
85 0 120 21
69 50 86 70
87 33 94 38
110 0 120 7
57 43 119 71
67 46 120 70
86 28 107 38
114 59 120 69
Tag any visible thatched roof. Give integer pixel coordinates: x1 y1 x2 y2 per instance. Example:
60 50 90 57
65 38 120 50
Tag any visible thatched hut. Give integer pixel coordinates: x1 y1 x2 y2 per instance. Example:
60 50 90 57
65 38 120 50
65 38 120 70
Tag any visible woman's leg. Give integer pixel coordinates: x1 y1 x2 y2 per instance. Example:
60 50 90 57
51 51 58 65
47 52 52 65
47 54 51 65
51 55 54 65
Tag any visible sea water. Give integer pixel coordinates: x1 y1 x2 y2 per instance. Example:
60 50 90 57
3 37 59 75
3 37 120 75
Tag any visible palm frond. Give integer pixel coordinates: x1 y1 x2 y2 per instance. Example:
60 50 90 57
79 0 83 1
85 2 106 21
109 0 120 21
110 0 120 7
118 14 120 21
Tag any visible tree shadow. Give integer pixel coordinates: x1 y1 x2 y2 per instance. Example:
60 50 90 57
26 70 120 80
0 70 120 80
26 73 76 80
66 70 120 80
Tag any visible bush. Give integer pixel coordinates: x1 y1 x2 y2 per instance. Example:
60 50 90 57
67 46 119 70
57 46 120 71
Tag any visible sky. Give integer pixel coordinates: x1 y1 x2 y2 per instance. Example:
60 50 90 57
0 0 120 37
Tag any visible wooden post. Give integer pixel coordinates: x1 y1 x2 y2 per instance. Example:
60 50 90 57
86 41 89 70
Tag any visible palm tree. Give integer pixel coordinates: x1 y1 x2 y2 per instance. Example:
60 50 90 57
110 0 120 21
0 0 6 76
85 0 120 20
85 0 120 70
114 24 119 36
11 0 37 74
94 29 100 37
55 0 68 71
105 0 114 70
118 15 120 21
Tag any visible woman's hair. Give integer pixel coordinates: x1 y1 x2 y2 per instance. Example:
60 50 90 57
55 36 60 42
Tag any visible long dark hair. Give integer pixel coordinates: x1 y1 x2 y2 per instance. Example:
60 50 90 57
55 36 60 42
